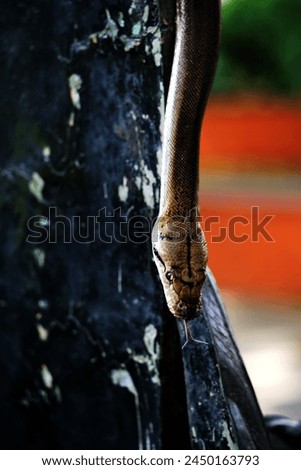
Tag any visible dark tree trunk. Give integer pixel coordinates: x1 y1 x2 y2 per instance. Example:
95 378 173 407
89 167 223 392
0 0 270 450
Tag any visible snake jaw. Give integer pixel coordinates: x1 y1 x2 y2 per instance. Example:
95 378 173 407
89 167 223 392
156 265 206 320
168 275 206 320
152 217 208 319
176 298 203 320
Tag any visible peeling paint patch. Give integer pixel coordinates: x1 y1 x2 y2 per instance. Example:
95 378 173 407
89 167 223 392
142 5 149 23
85 3 160 57
129 324 160 385
143 324 157 357
69 74 82 110
120 35 141 52
111 368 136 395
128 1 136 16
132 22 142 36
135 160 156 209
118 176 129 202
29 172 45 203
117 12 125 28
151 30 162 67
38 217 49 227
103 182 108 199
41 364 53 389
104 9 119 41
33 248 45 268
68 112 75 127
37 323 49 341
222 421 238 450
42 146 51 161
142 163 156 209
158 80 165 136
90 9 119 44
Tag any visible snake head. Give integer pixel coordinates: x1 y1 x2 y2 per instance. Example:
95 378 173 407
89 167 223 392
152 216 208 320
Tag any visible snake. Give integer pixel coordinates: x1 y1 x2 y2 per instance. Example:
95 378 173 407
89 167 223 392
152 0 221 320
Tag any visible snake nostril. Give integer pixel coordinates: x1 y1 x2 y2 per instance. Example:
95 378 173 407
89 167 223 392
178 301 187 314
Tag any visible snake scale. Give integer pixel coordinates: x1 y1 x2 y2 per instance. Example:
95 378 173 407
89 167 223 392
152 0 221 320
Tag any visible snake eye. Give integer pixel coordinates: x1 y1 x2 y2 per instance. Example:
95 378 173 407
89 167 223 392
166 271 173 282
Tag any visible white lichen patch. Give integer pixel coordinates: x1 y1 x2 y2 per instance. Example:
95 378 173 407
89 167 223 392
28 172 45 203
117 12 125 27
42 146 51 161
33 248 45 268
128 324 160 386
68 111 75 127
142 163 156 209
132 22 142 36
103 182 108 199
111 368 137 396
104 9 119 41
68 74 83 110
142 5 149 23
135 159 156 209
38 217 49 227
90 9 119 44
118 176 129 202
36 323 49 342
120 35 141 52
151 30 162 67
128 0 136 16
143 324 158 357
222 421 238 450
90 34 98 44
158 80 165 137
41 364 53 389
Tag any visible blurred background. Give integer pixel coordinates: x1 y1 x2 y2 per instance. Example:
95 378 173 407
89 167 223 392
201 0 301 418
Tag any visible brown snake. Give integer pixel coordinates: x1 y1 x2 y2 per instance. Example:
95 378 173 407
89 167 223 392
152 0 221 320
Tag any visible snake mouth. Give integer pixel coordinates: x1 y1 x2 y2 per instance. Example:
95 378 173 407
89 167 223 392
174 300 202 320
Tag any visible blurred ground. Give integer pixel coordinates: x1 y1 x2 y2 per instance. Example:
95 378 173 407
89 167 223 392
223 292 301 419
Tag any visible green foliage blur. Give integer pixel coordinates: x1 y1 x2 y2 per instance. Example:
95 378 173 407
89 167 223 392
213 0 301 95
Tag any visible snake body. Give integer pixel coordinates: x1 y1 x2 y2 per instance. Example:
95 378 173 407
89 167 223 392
152 0 221 319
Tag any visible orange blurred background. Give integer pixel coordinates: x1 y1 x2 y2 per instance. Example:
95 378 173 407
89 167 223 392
199 0 301 418
201 94 301 302
200 94 301 418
